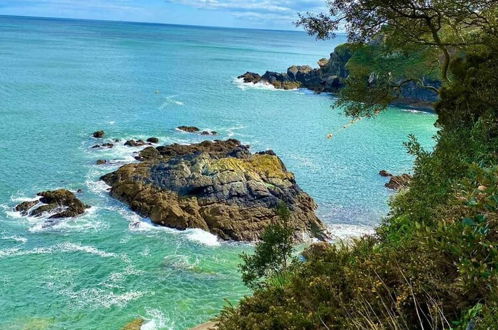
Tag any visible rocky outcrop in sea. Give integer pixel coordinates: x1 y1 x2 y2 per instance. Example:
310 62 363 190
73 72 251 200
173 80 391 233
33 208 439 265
101 139 327 241
239 43 439 109
15 189 89 218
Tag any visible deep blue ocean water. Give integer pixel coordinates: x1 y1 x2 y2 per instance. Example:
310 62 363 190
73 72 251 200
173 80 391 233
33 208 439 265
0 16 437 329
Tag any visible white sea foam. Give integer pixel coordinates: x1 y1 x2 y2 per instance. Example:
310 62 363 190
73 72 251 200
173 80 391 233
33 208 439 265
401 108 425 114
25 206 106 234
0 242 119 259
60 287 145 309
185 228 220 246
102 265 144 289
0 235 27 244
328 223 375 241
233 77 298 91
225 124 247 138
141 308 171 330
159 95 185 109
9 195 41 203
125 216 222 247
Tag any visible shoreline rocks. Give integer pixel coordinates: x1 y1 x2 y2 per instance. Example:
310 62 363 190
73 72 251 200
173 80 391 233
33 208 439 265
239 43 439 110
14 189 89 218
101 139 328 241
379 171 412 190
178 126 218 136
92 143 114 149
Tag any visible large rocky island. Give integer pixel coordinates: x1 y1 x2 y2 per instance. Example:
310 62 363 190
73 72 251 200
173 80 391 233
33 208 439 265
101 139 327 241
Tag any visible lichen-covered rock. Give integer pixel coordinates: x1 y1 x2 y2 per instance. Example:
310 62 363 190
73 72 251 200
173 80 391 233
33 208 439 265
101 139 327 241
14 189 89 218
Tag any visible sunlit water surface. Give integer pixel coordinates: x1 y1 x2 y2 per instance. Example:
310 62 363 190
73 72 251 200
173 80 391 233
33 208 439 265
0 16 437 329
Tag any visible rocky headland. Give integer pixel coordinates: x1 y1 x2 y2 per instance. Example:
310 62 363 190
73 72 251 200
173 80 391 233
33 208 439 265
239 43 439 109
101 139 327 241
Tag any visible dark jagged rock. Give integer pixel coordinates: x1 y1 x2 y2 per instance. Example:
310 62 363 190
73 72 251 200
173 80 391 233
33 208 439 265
92 143 114 149
177 126 200 133
146 137 159 143
257 150 277 156
101 139 327 241
124 139 148 147
200 130 217 136
379 170 392 177
15 200 39 215
92 130 105 138
385 174 412 190
178 126 217 136
239 43 439 108
238 72 261 84
15 189 89 218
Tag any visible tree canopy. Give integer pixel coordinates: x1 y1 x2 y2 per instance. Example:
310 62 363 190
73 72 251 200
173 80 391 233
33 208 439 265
297 0 498 117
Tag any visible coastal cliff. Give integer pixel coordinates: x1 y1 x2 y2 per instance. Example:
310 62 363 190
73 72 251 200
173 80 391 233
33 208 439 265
239 43 440 109
101 139 327 241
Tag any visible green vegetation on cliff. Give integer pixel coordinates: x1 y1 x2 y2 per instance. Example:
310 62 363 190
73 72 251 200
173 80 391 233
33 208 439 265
218 1 498 328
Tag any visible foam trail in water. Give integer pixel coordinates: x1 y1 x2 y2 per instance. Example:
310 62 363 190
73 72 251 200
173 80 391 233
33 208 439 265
159 95 184 110
140 309 171 330
233 77 299 91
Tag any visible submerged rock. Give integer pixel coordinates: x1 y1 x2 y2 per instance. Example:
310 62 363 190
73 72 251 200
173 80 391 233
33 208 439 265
122 319 144 330
101 139 327 241
92 130 105 138
146 137 159 143
14 189 89 218
385 174 412 190
96 159 108 165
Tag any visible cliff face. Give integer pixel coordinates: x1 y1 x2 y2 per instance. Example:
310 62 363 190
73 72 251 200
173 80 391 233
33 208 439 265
101 139 327 241
239 43 439 109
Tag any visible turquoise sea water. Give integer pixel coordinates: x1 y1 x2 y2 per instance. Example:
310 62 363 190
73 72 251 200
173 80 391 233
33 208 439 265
0 16 438 329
